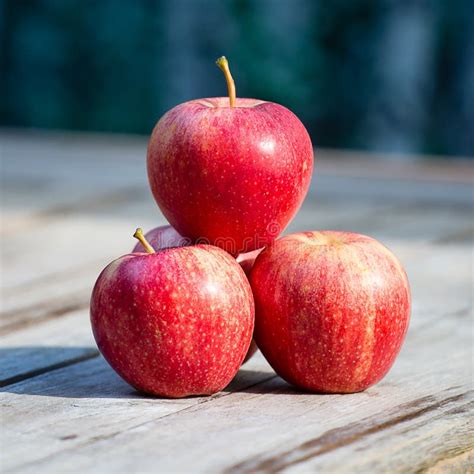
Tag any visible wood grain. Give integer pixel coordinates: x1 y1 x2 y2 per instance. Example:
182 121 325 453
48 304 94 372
1 245 471 471
2 321 469 473
1 130 473 473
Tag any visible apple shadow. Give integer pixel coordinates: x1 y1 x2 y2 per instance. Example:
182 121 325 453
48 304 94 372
0 346 143 400
230 369 298 395
0 347 311 400
232 369 336 396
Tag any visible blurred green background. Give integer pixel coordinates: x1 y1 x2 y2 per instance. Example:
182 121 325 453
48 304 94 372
1 0 473 157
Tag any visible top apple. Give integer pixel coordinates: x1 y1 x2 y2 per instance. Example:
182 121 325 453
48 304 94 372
147 57 314 255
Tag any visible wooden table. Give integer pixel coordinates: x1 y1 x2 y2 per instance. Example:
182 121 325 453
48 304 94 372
1 130 473 473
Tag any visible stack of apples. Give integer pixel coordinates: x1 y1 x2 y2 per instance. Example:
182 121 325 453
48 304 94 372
91 57 411 398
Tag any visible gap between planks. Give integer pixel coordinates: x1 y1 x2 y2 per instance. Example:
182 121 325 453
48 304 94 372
0 350 99 388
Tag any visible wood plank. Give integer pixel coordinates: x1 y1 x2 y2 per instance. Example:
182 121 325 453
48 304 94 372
0 309 96 386
310 174 473 207
0 353 276 472
1 216 157 290
2 175 146 233
317 148 474 183
1 294 470 472
290 196 473 245
1 262 102 334
227 389 473 473
426 449 474 474
1 237 471 471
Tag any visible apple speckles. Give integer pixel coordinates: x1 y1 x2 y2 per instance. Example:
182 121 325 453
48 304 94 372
147 97 314 254
251 231 411 394
90 245 254 398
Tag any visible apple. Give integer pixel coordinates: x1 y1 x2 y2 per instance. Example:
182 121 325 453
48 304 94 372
236 248 262 277
133 225 261 362
91 229 254 398
132 225 191 252
236 248 262 362
133 226 263 271
250 231 411 393
147 57 313 255
235 248 261 362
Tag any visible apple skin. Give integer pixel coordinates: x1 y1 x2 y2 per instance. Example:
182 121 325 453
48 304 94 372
90 245 254 398
250 231 411 393
133 226 263 271
132 225 191 252
133 225 261 363
235 248 261 363
147 97 314 255
236 248 262 277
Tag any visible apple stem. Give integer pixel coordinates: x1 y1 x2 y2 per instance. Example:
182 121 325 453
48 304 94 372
133 228 155 254
216 56 236 107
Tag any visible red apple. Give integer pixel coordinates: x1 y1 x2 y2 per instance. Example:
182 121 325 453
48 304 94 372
236 248 262 277
234 248 261 363
250 231 411 393
134 226 263 272
132 225 191 252
133 225 261 363
147 57 313 255
236 248 262 362
91 229 254 398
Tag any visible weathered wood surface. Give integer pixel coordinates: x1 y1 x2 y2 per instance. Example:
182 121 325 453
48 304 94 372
1 130 473 473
